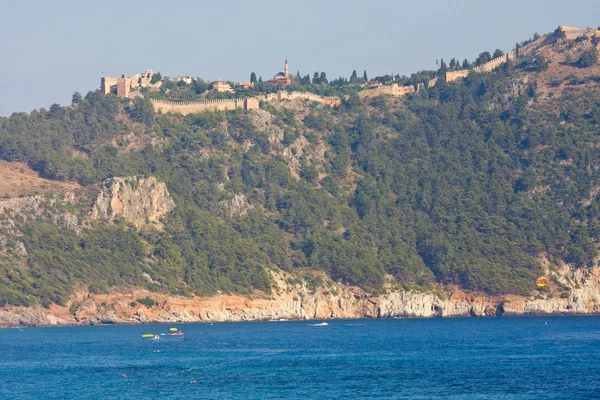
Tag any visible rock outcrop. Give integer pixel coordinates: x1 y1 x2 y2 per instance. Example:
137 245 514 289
221 194 253 217
90 176 175 229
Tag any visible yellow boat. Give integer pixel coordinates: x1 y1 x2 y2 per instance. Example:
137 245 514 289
142 334 154 338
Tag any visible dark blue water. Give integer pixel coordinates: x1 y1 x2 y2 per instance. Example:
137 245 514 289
1 317 600 399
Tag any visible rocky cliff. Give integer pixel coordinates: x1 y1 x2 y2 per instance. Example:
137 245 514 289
90 176 175 229
2 266 600 327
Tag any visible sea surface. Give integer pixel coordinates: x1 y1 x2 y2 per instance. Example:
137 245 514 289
1 317 600 399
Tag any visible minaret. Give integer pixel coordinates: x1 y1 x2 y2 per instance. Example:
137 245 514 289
285 58 289 78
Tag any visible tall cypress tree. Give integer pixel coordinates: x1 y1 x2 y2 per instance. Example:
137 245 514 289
363 70 368 81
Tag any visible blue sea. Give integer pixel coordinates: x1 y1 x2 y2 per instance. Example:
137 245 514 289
1 317 600 399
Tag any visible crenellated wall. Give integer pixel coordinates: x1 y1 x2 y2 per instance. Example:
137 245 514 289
359 83 416 99
359 32 551 99
518 36 547 55
472 51 516 73
445 69 470 82
151 98 259 115
260 91 342 107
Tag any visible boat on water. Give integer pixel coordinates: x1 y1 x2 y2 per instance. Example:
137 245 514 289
142 334 154 338
167 327 184 336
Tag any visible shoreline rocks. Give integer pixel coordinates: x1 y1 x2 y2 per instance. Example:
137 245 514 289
2 268 600 328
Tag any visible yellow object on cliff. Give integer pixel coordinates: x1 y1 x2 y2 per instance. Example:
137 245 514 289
536 276 549 287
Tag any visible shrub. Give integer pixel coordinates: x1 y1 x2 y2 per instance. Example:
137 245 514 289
577 49 598 68
136 297 155 308
89 283 108 294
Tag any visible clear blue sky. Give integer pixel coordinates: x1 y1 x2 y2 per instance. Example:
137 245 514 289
1 0 598 116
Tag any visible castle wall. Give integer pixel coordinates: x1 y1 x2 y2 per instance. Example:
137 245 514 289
359 83 415 99
101 77 119 95
151 98 259 115
445 70 469 82
259 91 341 107
101 69 160 98
116 80 129 98
472 51 515 73
245 98 260 110
557 26 586 40
518 36 546 55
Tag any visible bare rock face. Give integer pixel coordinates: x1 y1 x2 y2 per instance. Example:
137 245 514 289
221 194 253 217
250 109 284 146
90 177 175 229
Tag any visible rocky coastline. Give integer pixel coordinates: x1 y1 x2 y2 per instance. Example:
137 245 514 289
2 267 600 328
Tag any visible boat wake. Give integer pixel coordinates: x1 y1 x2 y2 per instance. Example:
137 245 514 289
309 322 329 327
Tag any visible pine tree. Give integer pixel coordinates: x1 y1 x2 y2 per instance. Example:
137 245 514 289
439 58 447 74
71 92 82 106
320 72 328 84
313 71 320 84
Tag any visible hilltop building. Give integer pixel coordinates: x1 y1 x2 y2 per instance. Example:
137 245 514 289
175 75 192 84
237 82 255 89
101 69 159 98
268 59 291 86
212 80 234 93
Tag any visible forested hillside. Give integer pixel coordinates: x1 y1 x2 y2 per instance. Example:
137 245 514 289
1 31 600 307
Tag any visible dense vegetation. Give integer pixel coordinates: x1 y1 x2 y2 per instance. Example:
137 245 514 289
1 45 600 306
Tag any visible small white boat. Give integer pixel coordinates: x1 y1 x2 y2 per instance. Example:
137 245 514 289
309 322 328 326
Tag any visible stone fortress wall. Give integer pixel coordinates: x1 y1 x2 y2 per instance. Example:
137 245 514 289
364 26 588 94
359 83 416 99
360 76 438 99
446 51 517 82
270 91 342 107
445 69 470 82
102 69 157 98
150 91 340 115
557 26 600 40
109 26 592 114
151 98 260 115
446 27 580 83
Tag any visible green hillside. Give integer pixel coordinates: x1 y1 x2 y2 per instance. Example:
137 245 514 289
1 33 600 307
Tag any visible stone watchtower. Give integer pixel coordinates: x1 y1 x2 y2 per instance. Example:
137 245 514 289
285 58 289 78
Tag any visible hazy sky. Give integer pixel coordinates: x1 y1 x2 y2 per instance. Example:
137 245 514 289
1 0 598 116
